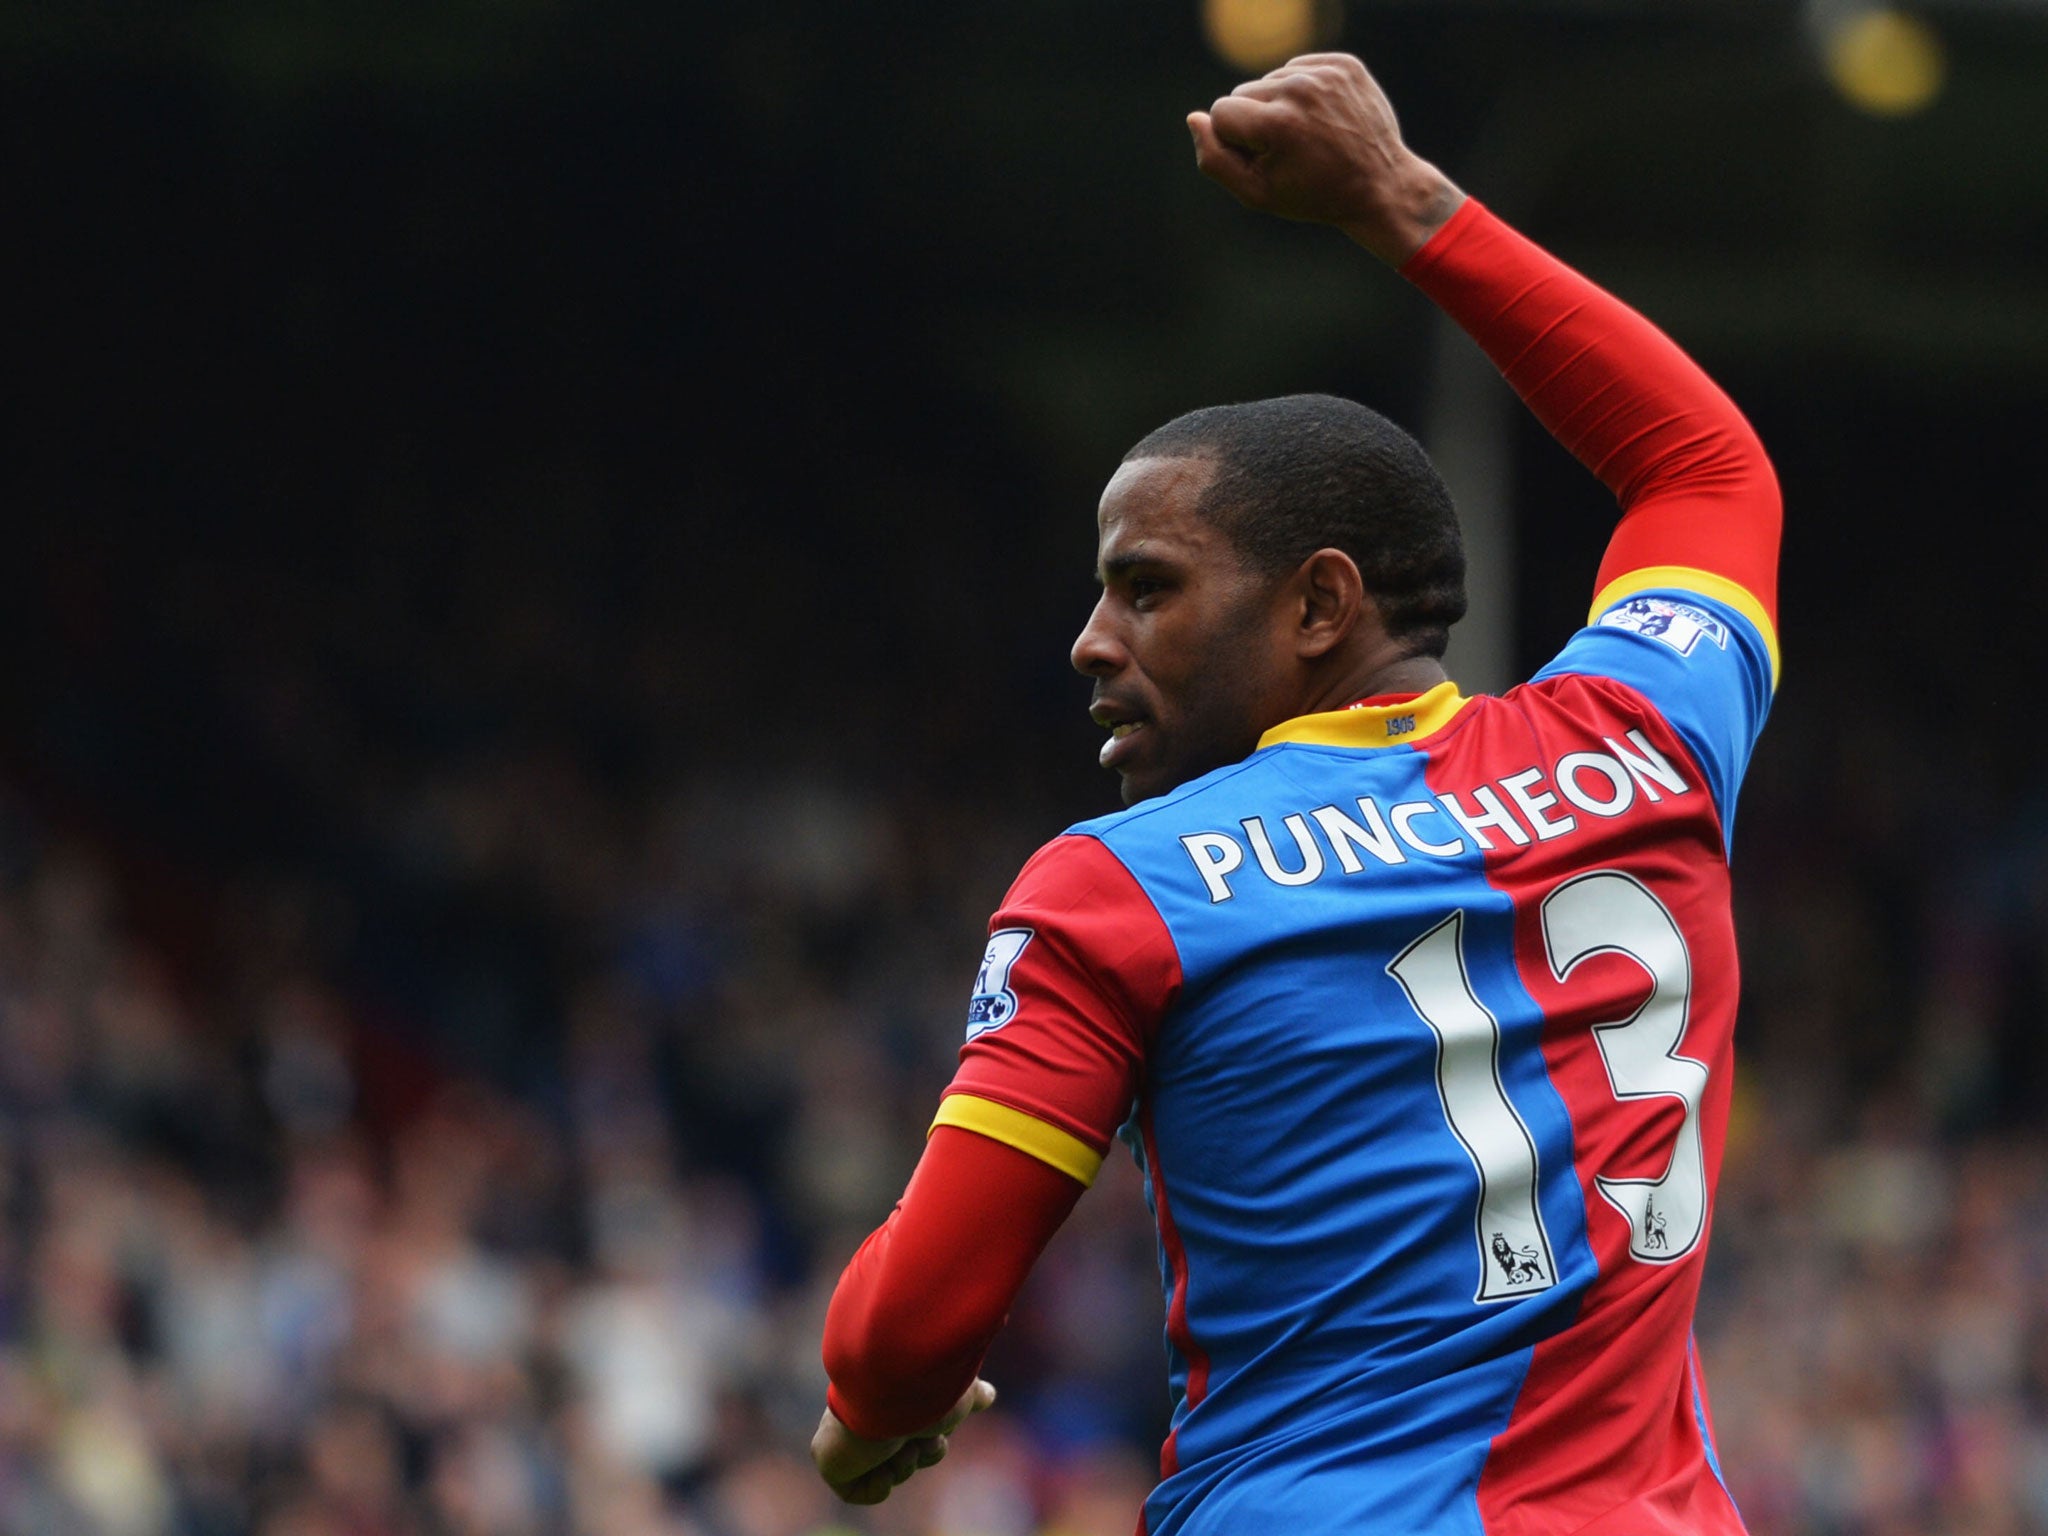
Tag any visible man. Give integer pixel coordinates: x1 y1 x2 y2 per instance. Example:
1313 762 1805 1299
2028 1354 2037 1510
813 51 1778 1535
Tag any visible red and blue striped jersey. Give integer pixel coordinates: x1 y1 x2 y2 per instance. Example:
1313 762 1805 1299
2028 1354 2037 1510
822 198 1781 1535
941 573 1774 1534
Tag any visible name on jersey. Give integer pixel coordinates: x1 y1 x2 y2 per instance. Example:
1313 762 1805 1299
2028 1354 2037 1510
1179 729 1690 903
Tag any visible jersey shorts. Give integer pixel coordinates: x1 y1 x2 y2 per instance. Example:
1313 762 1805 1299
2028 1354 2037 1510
936 568 1778 1536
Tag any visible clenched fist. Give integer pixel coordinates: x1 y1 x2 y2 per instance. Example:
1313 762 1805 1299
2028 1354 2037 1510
810 1378 997 1506
1188 53 1465 265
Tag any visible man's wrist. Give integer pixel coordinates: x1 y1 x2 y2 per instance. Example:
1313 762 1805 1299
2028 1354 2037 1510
1340 159 1466 267
825 1385 904 1448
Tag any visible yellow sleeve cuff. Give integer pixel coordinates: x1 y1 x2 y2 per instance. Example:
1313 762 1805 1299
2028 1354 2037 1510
1590 564 1781 689
929 1094 1104 1188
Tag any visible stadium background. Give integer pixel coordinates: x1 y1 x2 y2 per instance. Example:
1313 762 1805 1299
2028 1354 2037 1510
2 1 2045 1532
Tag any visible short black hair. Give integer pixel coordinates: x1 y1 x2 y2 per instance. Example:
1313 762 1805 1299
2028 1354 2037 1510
1123 393 1467 659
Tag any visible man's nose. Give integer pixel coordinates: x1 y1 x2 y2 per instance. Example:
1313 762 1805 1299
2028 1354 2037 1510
1070 596 1123 677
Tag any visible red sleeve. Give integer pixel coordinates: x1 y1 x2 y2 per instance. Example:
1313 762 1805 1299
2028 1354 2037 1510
823 1127 1082 1439
1402 198 1781 625
820 835 1181 1439
940 833 1181 1165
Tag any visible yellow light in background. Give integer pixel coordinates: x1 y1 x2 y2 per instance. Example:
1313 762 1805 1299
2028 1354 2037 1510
1824 7 1946 117
1202 0 1344 74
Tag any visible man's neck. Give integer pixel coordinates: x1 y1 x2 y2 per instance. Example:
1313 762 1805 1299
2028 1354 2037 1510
1303 654 1451 715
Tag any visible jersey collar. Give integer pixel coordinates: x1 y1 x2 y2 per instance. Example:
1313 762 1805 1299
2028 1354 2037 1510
1256 679 1470 751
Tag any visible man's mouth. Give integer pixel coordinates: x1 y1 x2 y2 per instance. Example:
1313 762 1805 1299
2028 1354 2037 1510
1092 706 1150 770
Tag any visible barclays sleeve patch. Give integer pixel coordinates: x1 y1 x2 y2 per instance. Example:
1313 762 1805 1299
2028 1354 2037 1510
965 928 1033 1040
1597 596 1730 660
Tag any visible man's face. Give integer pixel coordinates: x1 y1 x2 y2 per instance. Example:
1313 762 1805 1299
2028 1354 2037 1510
1072 456 1296 806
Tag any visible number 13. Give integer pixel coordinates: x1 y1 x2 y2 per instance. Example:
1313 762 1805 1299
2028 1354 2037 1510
1386 871 1708 1305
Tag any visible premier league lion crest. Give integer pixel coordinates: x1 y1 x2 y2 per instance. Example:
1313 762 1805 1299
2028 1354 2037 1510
1598 595 1730 660
965 928 1033 1039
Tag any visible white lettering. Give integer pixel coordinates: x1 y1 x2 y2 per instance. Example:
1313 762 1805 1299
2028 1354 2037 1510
1243 814 1325 887
1556 752 1635 817
1310 800 1407 872
1604 730 1689 801
1181 832 1245 903
1392 800 1466 857
1500 767 1576 841
1438 786 1533 850
1182 733 1684 891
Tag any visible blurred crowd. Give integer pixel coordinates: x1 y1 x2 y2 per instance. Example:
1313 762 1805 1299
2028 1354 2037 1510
0 777 1164 1536
2 528 2046 1536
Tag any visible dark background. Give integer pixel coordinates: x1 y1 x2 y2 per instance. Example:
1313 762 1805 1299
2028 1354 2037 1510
0 4 2044 1534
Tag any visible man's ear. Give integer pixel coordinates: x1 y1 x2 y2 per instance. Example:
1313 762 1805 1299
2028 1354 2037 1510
1293 548 1367 659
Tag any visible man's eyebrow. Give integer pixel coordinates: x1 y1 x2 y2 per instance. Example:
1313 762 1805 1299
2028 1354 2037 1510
1098 551 1167 582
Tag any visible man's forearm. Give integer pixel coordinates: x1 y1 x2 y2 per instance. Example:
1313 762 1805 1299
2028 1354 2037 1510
822 1126 1082 1440
1400 199 1781 614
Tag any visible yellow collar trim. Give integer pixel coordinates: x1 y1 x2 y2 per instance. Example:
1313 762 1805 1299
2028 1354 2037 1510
1257 680 1470 751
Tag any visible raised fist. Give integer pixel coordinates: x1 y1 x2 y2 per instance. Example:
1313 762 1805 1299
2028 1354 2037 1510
1188 53 1464 265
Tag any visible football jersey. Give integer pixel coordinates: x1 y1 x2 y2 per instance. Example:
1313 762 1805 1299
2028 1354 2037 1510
937 568 1776 1535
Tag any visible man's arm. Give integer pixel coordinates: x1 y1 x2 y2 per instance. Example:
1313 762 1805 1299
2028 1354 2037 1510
810 1128 1072 1503
1401 201 1781 636
811 834 1178 1504
810 1130 1078 1503
1190 55 1780 631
